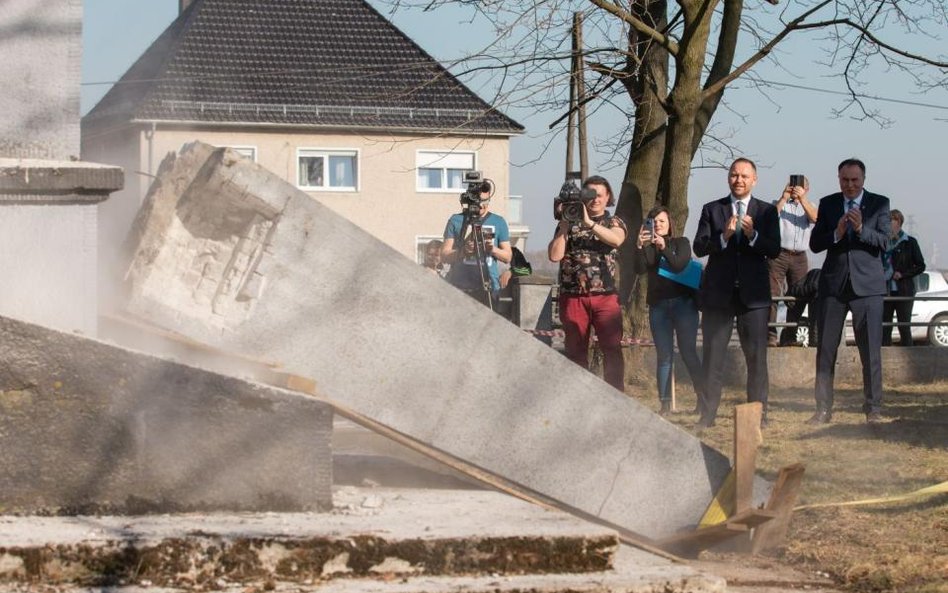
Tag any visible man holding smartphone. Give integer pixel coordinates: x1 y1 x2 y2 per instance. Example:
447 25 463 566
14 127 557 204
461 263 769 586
770 174 817 346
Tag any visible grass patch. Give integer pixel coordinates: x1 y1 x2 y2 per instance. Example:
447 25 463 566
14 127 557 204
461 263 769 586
641 381 947 593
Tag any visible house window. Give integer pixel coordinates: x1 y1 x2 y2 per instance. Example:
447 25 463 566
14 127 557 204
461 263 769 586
416 150 475 192
298 149 358 190
228 146 257 161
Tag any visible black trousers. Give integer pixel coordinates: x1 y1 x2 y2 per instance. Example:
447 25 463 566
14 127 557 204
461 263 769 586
700 289 770 422
882 292 914 346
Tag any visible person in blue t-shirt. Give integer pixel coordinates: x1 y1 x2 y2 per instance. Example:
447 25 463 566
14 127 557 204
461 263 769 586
441 183 512 306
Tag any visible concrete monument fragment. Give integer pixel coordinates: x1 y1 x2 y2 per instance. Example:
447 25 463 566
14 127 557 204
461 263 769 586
0 313 333 514
120 142 768 540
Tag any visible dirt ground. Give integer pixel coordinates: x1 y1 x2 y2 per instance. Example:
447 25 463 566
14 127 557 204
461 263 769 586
640 378 948 593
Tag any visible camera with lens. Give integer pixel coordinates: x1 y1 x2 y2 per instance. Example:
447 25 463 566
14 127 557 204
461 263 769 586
553 172 597 223
460 171 492 217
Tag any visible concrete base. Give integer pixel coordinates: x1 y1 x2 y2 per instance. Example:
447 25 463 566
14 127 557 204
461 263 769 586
0 313 333 514
0 488 724 593
119 143 768 540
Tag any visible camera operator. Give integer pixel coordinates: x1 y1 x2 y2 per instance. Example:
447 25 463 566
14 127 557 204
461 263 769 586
441 181 512 304
548 175 628 391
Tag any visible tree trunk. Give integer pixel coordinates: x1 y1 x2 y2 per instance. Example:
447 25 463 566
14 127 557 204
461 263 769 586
615 0 668 339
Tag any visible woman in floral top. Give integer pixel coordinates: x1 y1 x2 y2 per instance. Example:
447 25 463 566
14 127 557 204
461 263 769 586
548 175 628 391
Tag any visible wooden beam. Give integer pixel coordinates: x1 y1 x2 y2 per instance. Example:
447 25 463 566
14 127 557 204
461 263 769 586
272 372 684 563
734 402 763 513
751 463 806 553
656 508 777 558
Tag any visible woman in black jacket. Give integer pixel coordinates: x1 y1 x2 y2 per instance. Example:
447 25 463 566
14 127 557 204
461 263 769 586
632 205 704 415
882 209 926 346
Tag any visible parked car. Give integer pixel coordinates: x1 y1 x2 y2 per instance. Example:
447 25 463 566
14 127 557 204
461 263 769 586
777 270 948 347
903 269 948 347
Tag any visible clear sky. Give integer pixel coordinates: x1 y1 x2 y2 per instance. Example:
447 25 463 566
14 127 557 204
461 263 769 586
81 1 948 267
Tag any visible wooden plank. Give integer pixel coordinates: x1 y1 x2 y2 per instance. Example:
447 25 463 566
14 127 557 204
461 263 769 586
274 373 684 563
751 463 806 554
734 402 763 513
656 508 777 558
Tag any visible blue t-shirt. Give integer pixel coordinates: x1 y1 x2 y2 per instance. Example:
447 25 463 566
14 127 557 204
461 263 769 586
443 211 510 292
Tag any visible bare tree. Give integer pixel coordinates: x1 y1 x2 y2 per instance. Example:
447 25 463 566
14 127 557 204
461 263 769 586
381 0 947 333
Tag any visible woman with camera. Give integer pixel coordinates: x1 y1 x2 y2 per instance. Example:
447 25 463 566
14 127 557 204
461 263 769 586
632 205 704 415
547 175 628 391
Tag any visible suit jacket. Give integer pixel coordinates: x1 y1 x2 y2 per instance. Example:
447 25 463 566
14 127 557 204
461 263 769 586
810 191 890 298
693 196 781 309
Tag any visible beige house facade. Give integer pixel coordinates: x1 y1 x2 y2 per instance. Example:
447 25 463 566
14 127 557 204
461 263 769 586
84 126 520 265
81 0 525 289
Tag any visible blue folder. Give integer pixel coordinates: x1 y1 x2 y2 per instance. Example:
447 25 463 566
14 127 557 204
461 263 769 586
657 257 703 289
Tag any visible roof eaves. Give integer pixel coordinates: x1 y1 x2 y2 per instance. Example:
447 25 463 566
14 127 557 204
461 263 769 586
130 117 524 138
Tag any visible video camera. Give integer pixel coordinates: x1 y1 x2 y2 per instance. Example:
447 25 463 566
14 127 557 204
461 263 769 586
459 171 492 218
553 172 597 223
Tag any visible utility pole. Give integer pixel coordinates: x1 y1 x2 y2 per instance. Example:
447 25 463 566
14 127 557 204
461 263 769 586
565 12 588 179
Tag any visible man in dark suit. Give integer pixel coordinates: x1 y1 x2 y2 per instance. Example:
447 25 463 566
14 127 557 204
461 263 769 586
808 158 890 425
693 158 781 429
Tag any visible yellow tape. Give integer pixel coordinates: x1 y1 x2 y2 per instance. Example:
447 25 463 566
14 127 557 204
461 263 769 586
794 480 948 511
699 469 736 527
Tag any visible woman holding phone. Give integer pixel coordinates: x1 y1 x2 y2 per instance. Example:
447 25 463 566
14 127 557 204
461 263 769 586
632 205 705 415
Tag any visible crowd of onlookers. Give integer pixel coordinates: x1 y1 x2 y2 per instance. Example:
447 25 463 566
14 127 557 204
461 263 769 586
429 157 925 428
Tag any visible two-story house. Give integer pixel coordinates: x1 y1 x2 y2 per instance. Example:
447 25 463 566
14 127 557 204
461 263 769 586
82 0 526 288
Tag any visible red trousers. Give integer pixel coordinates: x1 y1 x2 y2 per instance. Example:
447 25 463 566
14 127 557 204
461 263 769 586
560 293 625 391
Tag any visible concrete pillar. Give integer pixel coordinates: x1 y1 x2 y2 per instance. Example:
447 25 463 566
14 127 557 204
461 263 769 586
0 0 122 335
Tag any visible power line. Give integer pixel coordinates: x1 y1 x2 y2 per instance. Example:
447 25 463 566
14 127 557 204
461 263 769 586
750 78 948 111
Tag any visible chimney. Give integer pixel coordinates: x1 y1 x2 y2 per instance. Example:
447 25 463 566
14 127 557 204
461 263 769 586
180 0 194 13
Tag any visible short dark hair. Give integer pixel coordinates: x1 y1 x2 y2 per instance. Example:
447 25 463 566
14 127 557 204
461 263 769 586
583 175 615 207
890 209 904 226
645 204 675 237
731 157 757 172
838 158 866 174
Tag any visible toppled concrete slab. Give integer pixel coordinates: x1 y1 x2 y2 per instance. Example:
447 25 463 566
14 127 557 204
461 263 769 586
0 488 724 593
119 142 768 540
0 313 332 514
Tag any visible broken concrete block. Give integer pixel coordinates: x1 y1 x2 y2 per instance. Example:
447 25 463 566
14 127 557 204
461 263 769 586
0 313 332 514
120 142 767 540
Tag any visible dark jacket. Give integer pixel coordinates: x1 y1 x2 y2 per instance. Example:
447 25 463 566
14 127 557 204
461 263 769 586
810 191 890 298
887 234 926 296
632 236 696 305
693 196 781 309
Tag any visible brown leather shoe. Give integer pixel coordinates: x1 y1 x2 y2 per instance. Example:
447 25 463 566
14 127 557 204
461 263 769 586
806 410 832 425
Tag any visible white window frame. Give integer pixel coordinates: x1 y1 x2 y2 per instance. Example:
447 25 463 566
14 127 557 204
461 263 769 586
416 235 444 264
297 147 360 192
225 145 258 162
415 150 476 193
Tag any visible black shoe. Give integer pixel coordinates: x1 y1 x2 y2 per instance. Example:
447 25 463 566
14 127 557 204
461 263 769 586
760 412 770 428
866 411 883 424
659 401 672 416
806 410 832 425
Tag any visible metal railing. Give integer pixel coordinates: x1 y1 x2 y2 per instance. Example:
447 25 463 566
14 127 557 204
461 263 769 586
770 294 948 331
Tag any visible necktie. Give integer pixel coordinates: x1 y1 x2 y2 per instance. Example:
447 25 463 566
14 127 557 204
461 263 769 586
736 201 745 244
846 200 856 239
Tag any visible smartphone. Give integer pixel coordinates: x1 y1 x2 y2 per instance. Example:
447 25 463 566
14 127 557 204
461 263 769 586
644 218 654 234
789 174 805 188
